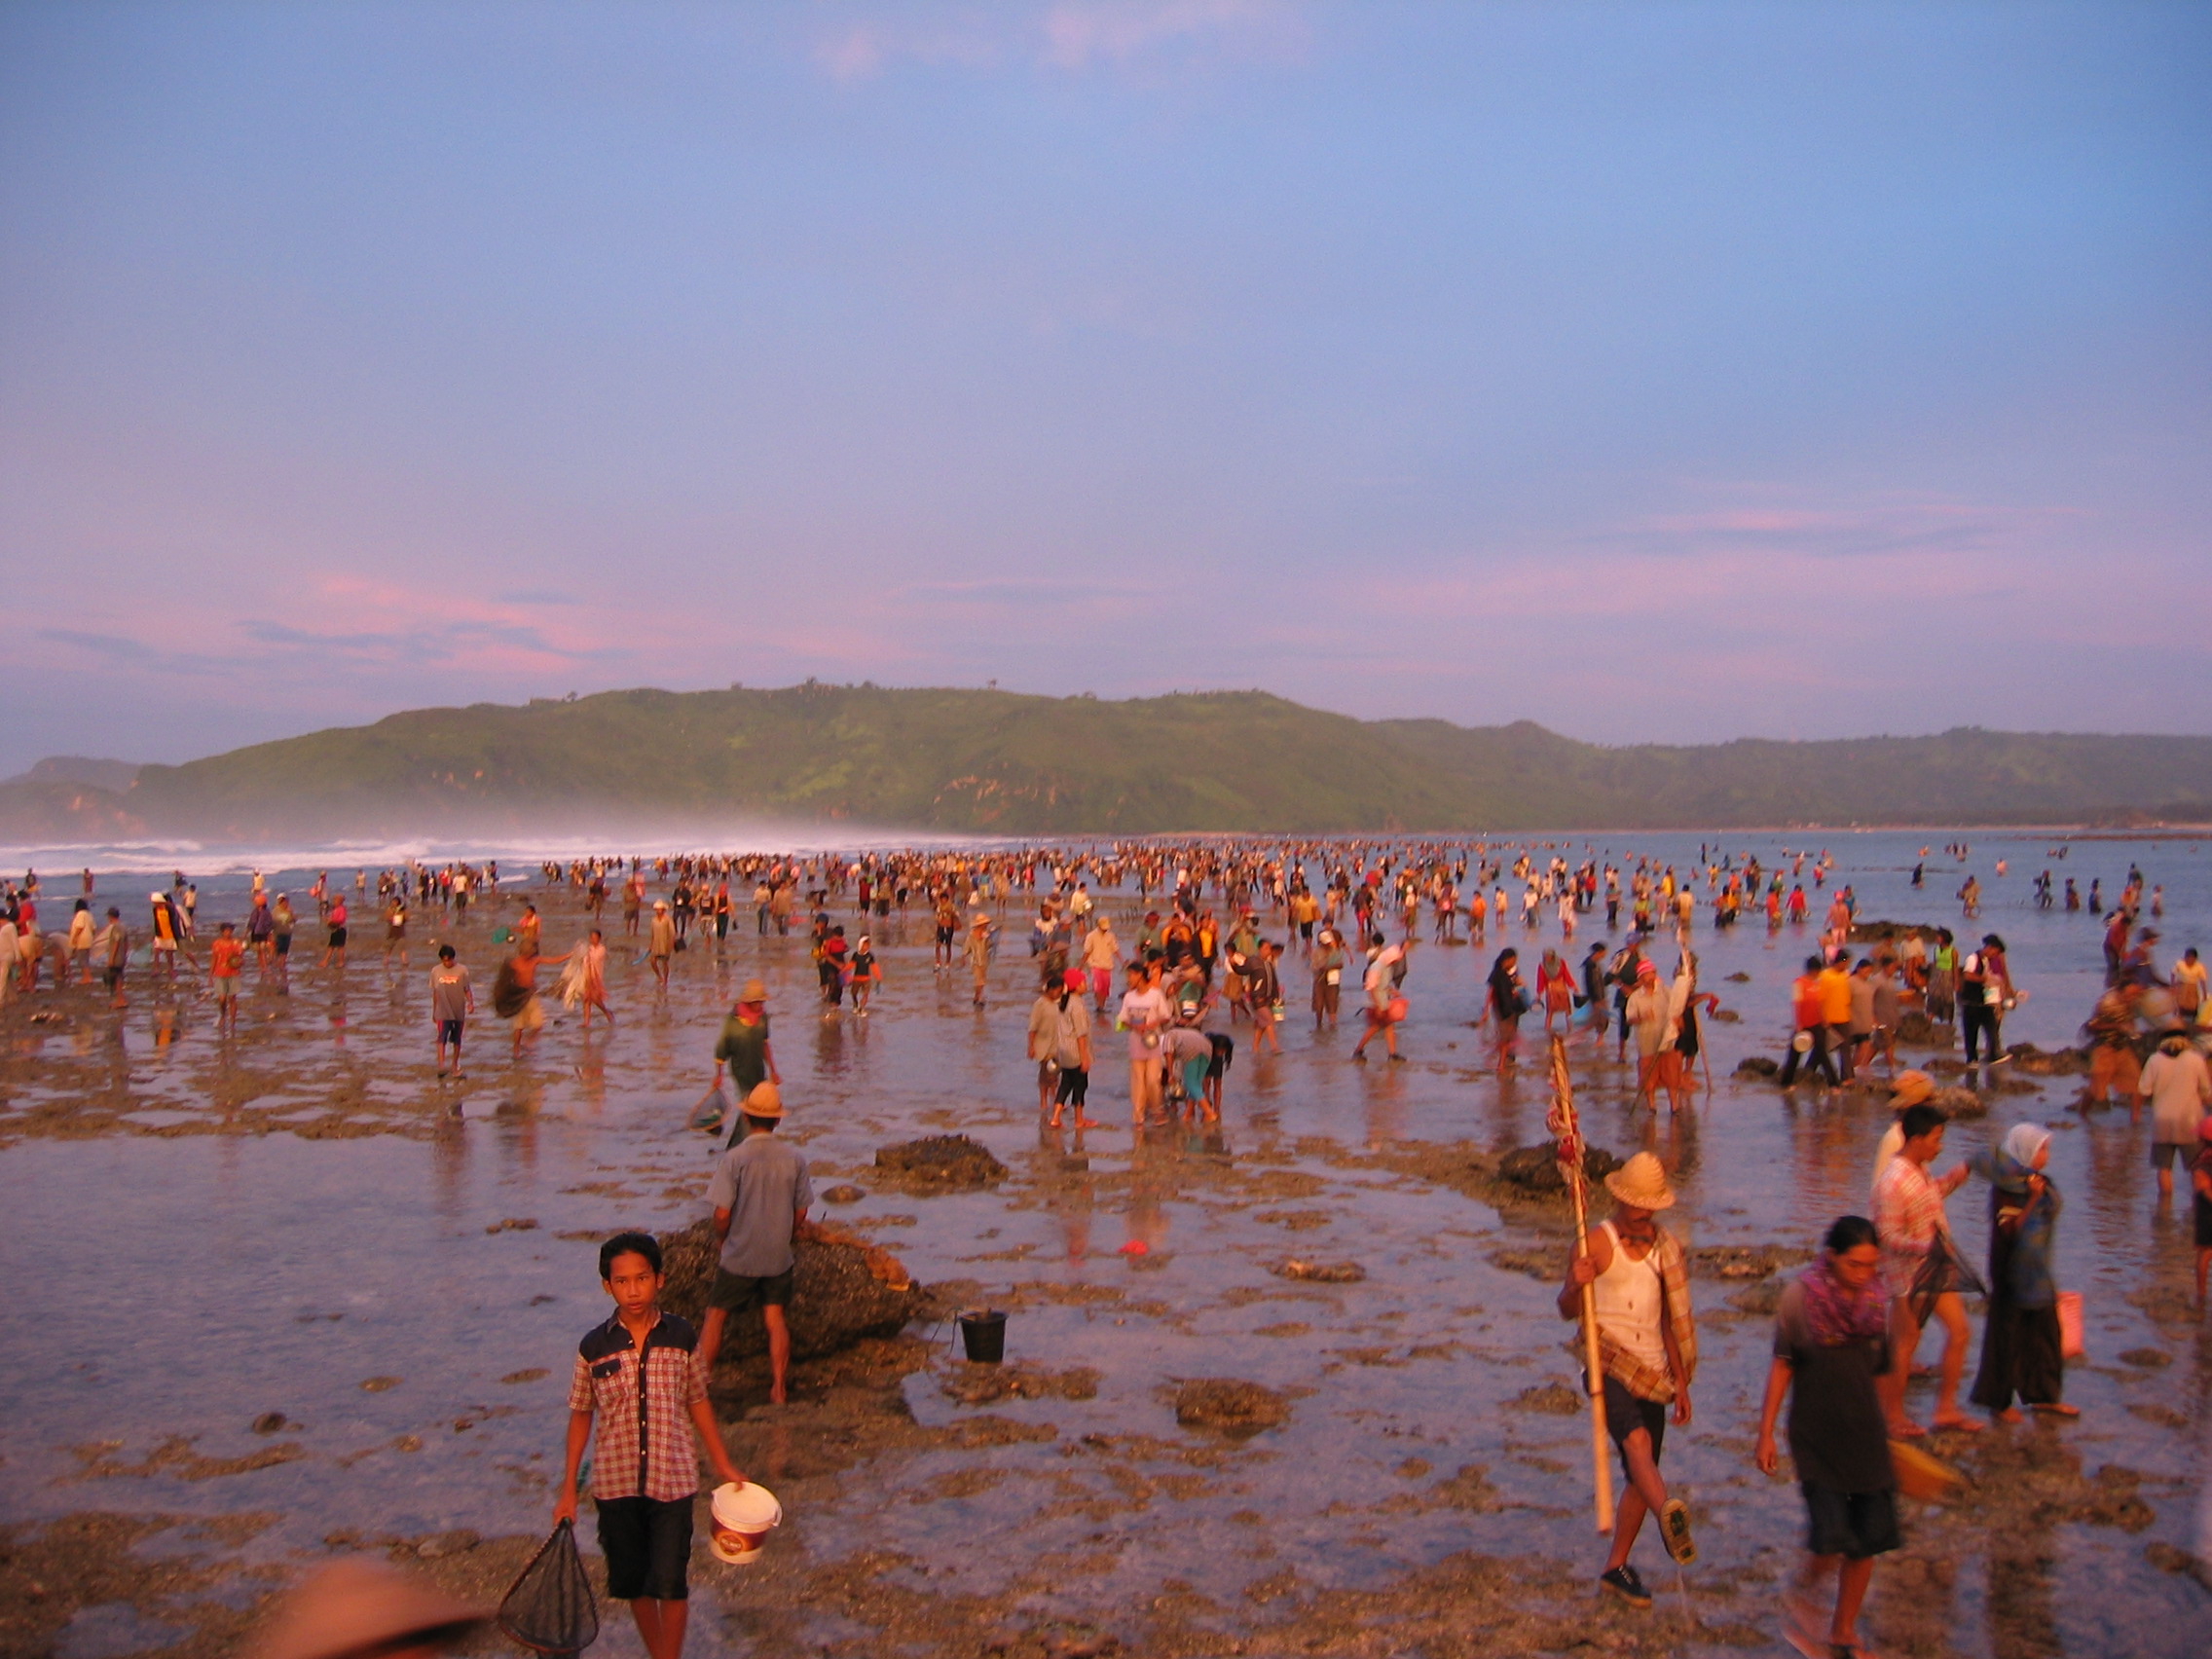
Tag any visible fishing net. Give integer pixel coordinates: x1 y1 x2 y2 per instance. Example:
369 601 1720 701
491 961 528 1018
498 1519 599 1655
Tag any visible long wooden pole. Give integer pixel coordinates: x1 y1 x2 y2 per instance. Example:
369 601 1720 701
1550 1036 1615 1534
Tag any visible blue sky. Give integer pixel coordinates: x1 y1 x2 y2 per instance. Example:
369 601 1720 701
2 1 2207 772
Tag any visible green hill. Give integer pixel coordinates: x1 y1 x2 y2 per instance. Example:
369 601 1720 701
11 683 2212 842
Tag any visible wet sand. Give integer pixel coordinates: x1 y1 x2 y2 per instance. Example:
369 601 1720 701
3 831 2209 1657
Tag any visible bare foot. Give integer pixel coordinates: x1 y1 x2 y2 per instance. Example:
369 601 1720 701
1930 1414 1984 1433
1994 1407 2024 1424
767 1385 787 1405
2031 1401 2081 1418
1887 1419 1927 1439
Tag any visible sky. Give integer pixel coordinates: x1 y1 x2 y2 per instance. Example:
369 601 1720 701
2 1 2208 774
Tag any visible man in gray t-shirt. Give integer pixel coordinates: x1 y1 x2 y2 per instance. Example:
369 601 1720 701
697 1082 812 1402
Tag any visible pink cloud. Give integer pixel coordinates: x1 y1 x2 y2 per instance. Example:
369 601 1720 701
1041 0 1309 70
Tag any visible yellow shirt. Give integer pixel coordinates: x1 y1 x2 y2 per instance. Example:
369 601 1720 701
1819 966 1853 1024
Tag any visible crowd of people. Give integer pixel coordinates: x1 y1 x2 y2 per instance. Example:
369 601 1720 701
8 838 2209 1659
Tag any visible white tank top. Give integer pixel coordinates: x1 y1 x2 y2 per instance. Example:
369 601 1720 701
1592 1221 1668 1371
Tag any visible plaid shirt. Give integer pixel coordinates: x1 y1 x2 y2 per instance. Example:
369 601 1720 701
1590 1227 1699 1404
1872 1156 1947 1298
567 1310 706 1503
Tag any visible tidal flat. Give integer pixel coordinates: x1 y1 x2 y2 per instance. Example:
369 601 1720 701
3 830 2208 1658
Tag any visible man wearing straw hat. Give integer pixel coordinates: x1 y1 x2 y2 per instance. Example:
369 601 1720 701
707 979 778 1145
1559 1151 1700 1608
698 1082 813 1404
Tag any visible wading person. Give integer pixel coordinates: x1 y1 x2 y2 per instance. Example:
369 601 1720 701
495 936 547 1059
1558 1152 1699 1607
1753 1216 1899 1658
1310 926 1345 1029
1351 936 1407 1062
1488 947 1528 1076
1871 1103 1977 1437
696 1084 813 1405
98 906 128 1008
2083 980 2144 1108
2137 1029 2212 1200
1118 958 1171 1127
1969 1124 2076 1423
1779 956 1836 1088
317 893 349 973
1048 969 1097 1129
964 912 996 1008
647 901 676 991
706 978 778 1141
1623 959 1668 1109
150 890 193 981
1082 915 1120 1010
556 1233 748 1659
1028 975 1067 1116
558 928 616 1031
209 920 245 1033
429 943 473 1079
847 935 880 1014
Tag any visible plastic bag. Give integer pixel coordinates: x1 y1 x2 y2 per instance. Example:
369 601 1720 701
2057 1289 2084 1359
498 1519 599 1655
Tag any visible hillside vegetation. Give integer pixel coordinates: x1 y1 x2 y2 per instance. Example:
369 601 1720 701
11 684 2212 842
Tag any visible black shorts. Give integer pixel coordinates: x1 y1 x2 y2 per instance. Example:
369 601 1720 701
709 1266 793 1312
275 936 291 956
1802 1484 1900 1561
104 966 124 990
328 927 348 948
936 926 955 946
1601 1375 1667 1468
1053 1066 1088 1107
596 1494 692 1601
2195 1195 2212 1250
438 1018 463 1044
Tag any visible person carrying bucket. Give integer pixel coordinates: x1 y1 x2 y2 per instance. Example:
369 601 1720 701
556 1232 748 1659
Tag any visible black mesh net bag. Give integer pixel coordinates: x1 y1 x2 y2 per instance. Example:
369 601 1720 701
498 1520 600 1655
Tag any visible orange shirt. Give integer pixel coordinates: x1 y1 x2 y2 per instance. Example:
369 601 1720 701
210 937 245 979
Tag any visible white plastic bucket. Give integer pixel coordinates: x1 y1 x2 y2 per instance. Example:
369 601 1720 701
708 1481 782 1566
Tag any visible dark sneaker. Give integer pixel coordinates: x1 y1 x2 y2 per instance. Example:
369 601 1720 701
1660 1498 1697 1565
1600 1565 1653 1608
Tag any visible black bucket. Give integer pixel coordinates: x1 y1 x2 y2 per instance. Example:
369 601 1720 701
956 1309 1007 1365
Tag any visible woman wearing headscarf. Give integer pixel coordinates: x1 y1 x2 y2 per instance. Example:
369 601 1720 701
1969 1124 2076 1422
1755 1215 1898 1657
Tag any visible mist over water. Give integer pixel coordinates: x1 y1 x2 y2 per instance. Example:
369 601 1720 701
0 823 991 880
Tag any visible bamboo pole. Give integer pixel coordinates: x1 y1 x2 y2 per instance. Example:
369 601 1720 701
1549 1036 1615 1534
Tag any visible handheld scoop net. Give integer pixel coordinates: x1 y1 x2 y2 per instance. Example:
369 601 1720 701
497 1519 600 1655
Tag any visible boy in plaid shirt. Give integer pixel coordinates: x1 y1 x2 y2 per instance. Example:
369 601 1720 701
556 1232 747 1659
